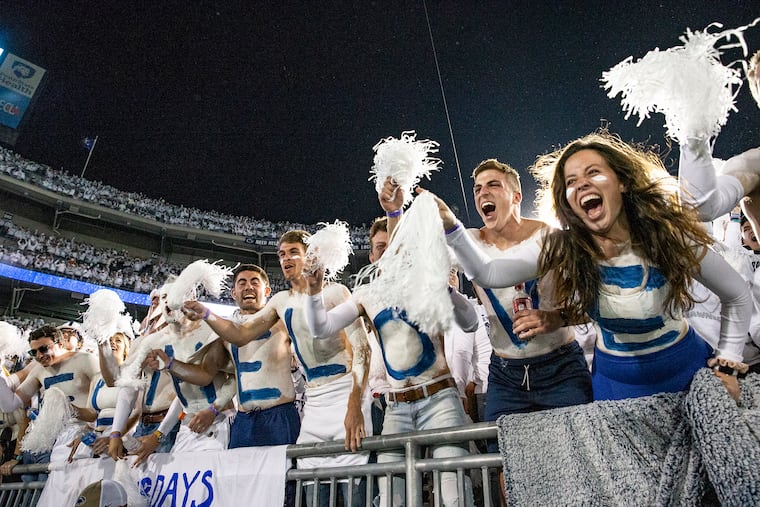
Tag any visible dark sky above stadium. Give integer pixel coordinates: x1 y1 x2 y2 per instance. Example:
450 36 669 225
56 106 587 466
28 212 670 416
2 1 760 228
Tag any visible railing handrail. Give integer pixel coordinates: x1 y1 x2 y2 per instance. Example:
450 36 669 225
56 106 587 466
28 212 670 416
285 421 498 458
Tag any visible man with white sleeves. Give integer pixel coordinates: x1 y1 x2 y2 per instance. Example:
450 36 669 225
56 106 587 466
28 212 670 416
303 181 479 506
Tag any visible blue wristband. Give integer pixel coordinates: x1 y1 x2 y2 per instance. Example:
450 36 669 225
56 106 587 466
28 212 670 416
386 209 402 218
445 222 461 235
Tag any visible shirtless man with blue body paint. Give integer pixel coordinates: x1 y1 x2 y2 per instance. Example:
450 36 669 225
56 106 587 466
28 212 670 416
0 325 99 463
303 180 480 506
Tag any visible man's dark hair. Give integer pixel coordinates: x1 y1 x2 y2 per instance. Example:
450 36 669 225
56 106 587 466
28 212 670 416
278 230 310 248
29 325 63 344
369 217 388 249
232 264 269 286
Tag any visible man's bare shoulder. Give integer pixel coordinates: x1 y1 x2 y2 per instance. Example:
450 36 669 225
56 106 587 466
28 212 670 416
471 219 548 250
324 282 351 297
521 218 549 235
267 290 291 309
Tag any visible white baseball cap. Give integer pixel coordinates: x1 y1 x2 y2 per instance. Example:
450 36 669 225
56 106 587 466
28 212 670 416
76 479 128 507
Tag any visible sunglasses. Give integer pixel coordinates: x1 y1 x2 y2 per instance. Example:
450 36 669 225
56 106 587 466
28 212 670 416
28 344 54 358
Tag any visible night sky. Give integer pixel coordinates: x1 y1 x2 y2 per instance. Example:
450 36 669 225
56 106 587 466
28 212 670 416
2 1 760 228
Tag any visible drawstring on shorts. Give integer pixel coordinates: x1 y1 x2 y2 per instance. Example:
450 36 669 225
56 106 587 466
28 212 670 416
521 364 531 391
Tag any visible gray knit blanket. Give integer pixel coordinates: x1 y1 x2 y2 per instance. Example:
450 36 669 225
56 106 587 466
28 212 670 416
496 370 760 506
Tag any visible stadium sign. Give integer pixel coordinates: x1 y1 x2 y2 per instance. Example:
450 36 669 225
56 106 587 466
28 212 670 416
0 53 46 128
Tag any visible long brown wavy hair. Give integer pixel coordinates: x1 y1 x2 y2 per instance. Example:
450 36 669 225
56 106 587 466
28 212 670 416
530 131 713 322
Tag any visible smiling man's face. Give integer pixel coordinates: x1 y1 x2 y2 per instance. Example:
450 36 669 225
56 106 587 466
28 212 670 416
231 270 270 313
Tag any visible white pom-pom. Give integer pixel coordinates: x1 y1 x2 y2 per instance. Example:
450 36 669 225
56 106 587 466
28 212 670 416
21 387 74 453
305 221 353 281
370 131 442 206
165 259 233 311
113 460 143 506
116 330 174 389
0 321 28 359
354 191 453 336
81 289 126 344
602 20 758 143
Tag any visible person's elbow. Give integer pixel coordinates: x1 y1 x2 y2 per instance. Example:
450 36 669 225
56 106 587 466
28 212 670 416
724 284 753 316
461 321 479 333
457 312 480 333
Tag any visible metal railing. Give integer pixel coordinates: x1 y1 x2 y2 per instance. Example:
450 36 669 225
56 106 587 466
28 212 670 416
287 421 502 506
0 422 503 507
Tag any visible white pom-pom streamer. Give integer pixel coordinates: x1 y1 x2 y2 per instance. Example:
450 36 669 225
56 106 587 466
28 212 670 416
113 459 143 506
602 20 759 143
21 387 74 453
305 221 353 281
354 191 453 336
116 329 175 389
165 259 233 311
0 322 28 359
370 131 442 206
81 289 126 344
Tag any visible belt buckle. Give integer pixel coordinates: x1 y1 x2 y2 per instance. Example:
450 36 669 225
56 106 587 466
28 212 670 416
406 387 422 403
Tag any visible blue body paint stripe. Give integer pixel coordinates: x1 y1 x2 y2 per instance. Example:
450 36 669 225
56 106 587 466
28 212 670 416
284 307 347 382
44 372 74 390
600 327 680 352
90 378 106 412
231 345 281 404
373 307 436 380
145 371 161 406
482 289 525 349
599 265 666 290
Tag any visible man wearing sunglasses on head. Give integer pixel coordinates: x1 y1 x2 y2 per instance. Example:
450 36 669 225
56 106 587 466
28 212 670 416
0 325 99 463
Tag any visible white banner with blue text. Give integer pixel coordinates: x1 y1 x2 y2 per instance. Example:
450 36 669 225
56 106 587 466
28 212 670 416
37 445 288 507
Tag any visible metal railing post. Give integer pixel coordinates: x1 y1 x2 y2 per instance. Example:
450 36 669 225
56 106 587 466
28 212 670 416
405 439 422 506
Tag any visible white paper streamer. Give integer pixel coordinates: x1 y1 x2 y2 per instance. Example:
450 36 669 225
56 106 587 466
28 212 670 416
602 20 759 143
370 131 442 206
116 330 174 389
81 289 128 344
21 387 74 453
0 321 27 359
354 191 453 336
305 220 353 281
113 459 144 506
165 259 233 311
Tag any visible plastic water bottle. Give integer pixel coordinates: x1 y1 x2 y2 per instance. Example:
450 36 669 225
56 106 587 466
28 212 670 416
122 433 142 453
512 283 533 313
81 431 98 447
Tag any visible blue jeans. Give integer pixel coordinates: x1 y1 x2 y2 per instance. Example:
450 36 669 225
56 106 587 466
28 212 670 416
377 386 470 506
20 450 49 483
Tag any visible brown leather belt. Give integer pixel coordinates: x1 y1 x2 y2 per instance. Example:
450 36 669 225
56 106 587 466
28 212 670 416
140 409 168 425
387 377 457 404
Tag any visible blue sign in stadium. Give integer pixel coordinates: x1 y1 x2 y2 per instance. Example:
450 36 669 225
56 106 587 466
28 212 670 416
0 86 29 129
0 262 150 306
